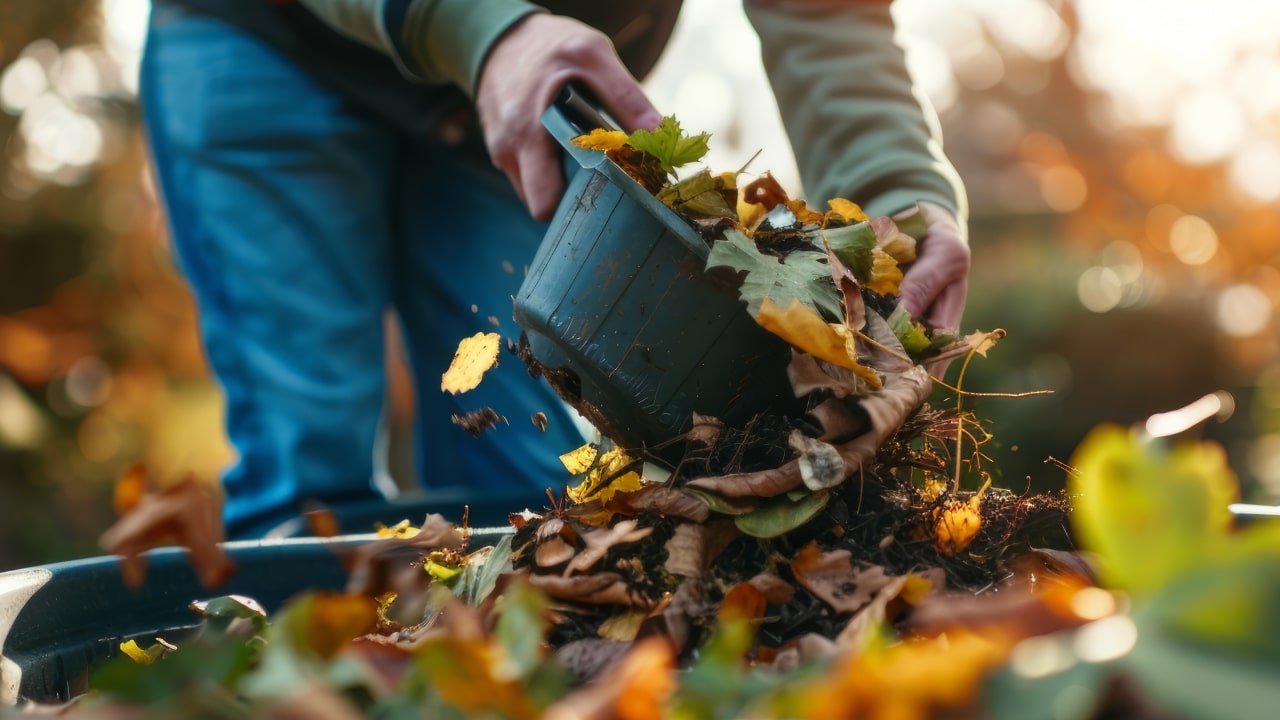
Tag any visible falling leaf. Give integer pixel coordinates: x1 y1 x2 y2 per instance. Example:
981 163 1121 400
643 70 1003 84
304 505 340 538
451 407 505 437
99 475 235 590
440 332 500 394
532 412 548 432
625 116 711 174
112 463 147 516
571 128 629 152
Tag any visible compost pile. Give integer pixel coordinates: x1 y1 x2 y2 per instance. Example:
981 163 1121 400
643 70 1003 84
33 119 1240 720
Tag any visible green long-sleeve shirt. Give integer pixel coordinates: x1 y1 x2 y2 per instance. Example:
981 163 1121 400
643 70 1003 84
238 0 969 222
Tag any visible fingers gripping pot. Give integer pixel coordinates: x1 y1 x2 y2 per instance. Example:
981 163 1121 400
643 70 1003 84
513 88 802 462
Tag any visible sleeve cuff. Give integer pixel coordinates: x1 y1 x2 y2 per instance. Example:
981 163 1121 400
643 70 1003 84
383 0 544 96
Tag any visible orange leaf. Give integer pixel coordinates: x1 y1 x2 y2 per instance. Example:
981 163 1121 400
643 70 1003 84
302 593 379 659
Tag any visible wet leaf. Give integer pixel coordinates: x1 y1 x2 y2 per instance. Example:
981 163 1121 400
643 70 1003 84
440 331 500 394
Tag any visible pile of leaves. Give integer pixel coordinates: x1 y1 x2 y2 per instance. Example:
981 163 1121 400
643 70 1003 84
11 118 1280 719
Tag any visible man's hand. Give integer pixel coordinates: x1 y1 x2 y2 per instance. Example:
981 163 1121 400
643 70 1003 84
896 201 970 334
476 14 663 222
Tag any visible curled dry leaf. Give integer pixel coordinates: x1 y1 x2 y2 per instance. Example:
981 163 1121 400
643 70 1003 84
565 519 654 576
662 522 707 579
440 331 500 394
790 544 892 615
613 485 710 523
806 397 869 444
526 571 647 607
869 215 917 265
451 407 505 437
98 475 235 590
684 412 724 447
531 411 548 432
685 459 803 499
789 430 847 491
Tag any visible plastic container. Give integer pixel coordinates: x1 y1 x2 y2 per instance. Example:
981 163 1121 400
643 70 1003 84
513 87 801 460
0 531 508 704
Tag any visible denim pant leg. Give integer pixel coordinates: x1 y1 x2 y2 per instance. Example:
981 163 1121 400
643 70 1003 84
392 138 587 513
141 6 396 537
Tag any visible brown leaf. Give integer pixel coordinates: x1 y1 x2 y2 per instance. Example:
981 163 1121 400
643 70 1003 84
565 519 653 575
613 486 710 523
527 572 646 607
869 215 917 264
546 637 676 720
833 365 932 472
834 568 945 652
684 459 802 499
531 412 548 432
806 397 869 444
741 172 791 212
684 412 724 447
451 407 505 437
662 523 708 579
98 476 234 590
535 536 577 570
791 544 889 614
718 582 767 622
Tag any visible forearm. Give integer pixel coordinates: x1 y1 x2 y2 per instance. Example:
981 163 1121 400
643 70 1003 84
296 0 544 95
744 1 966 221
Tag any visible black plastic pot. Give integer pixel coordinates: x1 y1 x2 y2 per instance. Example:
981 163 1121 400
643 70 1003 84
513 86 802 461
0 529 508 705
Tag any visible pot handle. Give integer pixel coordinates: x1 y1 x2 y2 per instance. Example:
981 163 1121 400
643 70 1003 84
541 83 620 170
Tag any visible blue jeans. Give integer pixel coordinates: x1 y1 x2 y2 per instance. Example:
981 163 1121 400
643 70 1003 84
140 6 584 537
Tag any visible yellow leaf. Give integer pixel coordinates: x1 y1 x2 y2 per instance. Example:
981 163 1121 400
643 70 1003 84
566 447 643 504
865 248 904 296
827 198 869 224
934 495 983 556
597 609 649 642
119 638 163 665
570 128 629 152
963 329 1005 358
787 198 826 224
754 297 880 387
441 332 501 394
425 558 463 583
559 443 599 476
375 519 419 538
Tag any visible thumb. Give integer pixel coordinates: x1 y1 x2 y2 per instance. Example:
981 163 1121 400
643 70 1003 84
578 69 662 132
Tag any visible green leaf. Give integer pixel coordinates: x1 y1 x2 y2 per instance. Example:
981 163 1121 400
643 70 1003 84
1067 426 1238 596
887 305 931 356
706 228 843 320
494 581 548 680
454 534 514 607
819 222 877 283
627 116 711 174
734 490 830 538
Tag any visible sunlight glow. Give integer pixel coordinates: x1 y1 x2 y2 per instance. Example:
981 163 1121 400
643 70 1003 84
1168 215 1219 266
1074 616 1138 664
1216 284 1273 337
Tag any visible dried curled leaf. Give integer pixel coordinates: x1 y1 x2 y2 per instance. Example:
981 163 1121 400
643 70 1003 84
441 332 500 394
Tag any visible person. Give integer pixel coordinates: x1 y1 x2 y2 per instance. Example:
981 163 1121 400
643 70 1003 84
140 0 969 539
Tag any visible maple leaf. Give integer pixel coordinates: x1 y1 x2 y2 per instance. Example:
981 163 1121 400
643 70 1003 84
625 116 711 174
705 228 843 320
441 332 500 394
